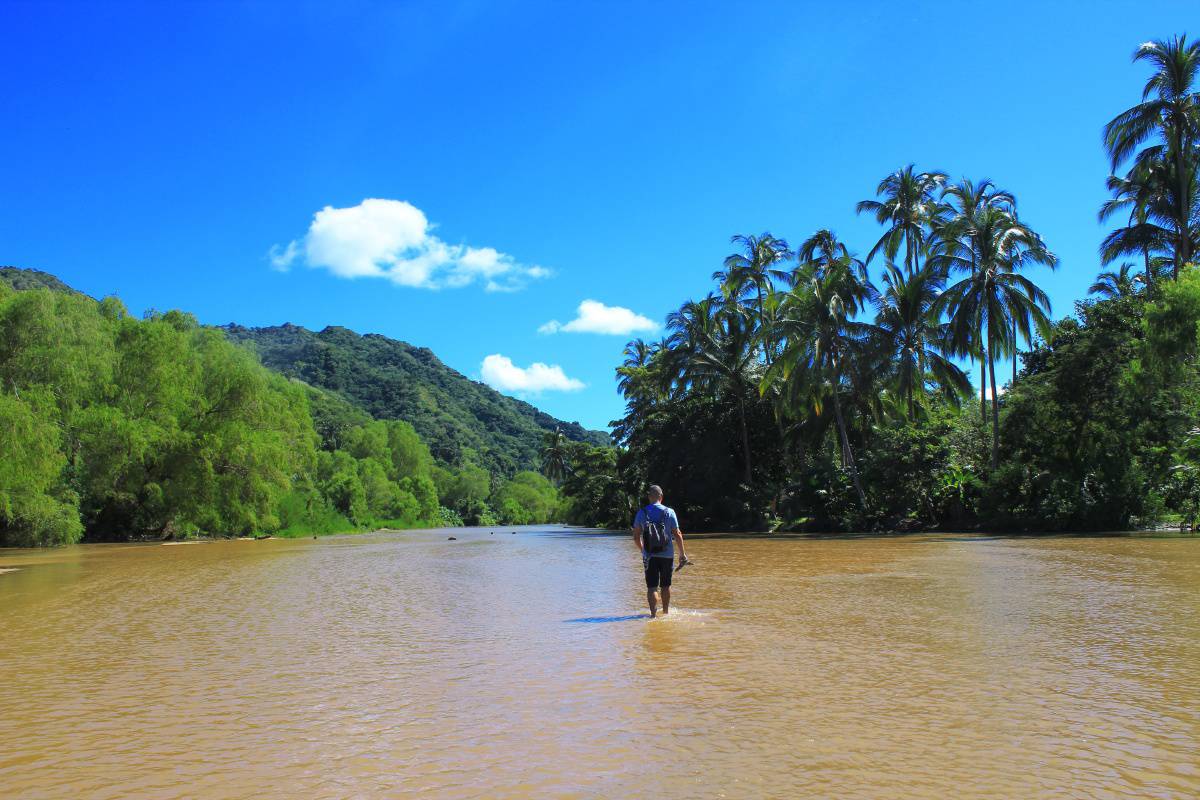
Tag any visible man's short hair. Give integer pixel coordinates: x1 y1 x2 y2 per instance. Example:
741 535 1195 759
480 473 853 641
647 484 663 499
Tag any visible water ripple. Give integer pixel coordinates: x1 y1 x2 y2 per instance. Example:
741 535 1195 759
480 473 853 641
1 530 1197 798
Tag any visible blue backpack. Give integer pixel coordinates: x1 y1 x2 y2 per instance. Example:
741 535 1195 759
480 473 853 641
642 505 669 554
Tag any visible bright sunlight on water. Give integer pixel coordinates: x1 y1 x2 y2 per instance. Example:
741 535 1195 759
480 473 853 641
1 529 1198 799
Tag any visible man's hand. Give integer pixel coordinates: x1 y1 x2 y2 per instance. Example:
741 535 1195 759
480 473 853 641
675 556 693 572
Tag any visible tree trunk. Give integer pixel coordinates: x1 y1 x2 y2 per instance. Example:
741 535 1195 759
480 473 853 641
1012 318 1018 386
1143 242 1154 292
988 329 1000 472
757 285 772 366
831 385 867 509
979 349 988 426
1174 129 1191 277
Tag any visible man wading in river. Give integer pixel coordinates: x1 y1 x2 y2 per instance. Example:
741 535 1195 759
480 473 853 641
632 485 690 618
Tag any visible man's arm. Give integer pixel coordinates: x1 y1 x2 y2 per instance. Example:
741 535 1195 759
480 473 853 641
671 510 689 566
673 528 688 566
632 525 643 553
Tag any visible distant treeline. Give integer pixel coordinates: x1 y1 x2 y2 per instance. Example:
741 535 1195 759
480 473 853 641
0 284 561 546
552 35 1200 533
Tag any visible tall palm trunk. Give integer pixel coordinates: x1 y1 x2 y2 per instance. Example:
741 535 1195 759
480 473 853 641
1173 129 1191 276
757 285 773 366
1012 318 1018 386
988 327 1000 471
1141 219 1155 291
979 348 988 425
972 254 987 426
831 368 867 509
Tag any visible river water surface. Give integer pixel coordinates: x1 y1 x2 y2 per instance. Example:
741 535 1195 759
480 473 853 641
1 529 1198 799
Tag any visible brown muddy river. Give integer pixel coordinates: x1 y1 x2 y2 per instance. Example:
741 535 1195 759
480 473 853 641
1 529 1198 799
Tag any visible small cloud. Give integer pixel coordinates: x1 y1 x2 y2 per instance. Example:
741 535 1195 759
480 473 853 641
269 198 550 291
480 354 584 393
539 299 658 335
268 241 300 271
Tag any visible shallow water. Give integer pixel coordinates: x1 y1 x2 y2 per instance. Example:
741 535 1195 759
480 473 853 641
1 529 1198 799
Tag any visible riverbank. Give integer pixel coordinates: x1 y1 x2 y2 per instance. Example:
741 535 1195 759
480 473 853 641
561 526 1198 540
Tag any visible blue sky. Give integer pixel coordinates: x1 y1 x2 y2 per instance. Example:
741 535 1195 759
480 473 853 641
0 0 1192 431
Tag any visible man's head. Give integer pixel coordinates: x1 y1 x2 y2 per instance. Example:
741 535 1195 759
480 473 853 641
647 484 663 503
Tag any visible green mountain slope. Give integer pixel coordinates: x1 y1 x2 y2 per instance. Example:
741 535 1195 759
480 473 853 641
0 266 87 296
223 323 608 475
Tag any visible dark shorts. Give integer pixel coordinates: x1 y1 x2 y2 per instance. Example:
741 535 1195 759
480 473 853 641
644 556 673 589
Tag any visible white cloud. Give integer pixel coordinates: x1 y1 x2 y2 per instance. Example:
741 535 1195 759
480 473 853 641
268 240 300 271
480 354 585 393
539 299 658 336
269 198 549 291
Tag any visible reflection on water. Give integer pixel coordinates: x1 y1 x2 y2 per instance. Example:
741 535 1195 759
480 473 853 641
1 529 1198 799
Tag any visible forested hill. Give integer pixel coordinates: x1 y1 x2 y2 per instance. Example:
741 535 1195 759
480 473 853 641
221 323 608 475
0 266 85 296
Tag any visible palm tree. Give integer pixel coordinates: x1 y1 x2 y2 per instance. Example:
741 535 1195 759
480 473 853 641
856 165 947 274
934 178 1017 424
873 262 971 419
1098 159 1175 289
794 229 869 283
766 233 876 508
539 428 571 485
616 338 655 401
713 233 792 363
1089 262 1145 299
667 296 760 484
1104 35 1200 276
935 207 1058 470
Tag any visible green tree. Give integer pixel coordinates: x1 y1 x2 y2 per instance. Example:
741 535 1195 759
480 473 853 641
1089 262 1144 299
1098 161 1175 289
493 471 560 524
935 207 1058 469
873 262 970 419
767 232 876 508
666 296 760 484
713 233 792 361
0 389 82 546
934 178 1017 424
1104 35 1200 276
857 165 947 274
539 427 571 485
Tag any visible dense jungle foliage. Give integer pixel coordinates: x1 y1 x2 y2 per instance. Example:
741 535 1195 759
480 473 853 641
0 280 567 545
550 35 1200 534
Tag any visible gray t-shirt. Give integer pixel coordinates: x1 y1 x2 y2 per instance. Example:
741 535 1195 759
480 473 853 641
634 503 678 560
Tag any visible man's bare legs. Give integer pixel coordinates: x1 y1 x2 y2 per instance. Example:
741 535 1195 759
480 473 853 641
647 588 658 618
661 585 670 615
